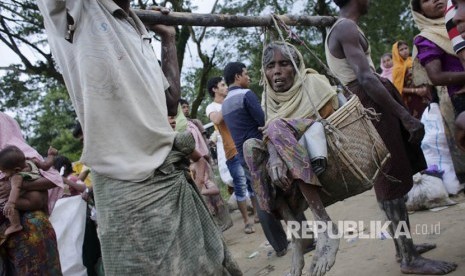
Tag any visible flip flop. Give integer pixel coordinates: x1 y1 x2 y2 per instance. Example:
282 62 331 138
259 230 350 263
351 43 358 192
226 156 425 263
244 223 255 234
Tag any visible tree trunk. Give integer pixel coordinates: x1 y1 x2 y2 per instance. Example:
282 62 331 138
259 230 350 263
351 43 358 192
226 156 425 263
136 10 337 28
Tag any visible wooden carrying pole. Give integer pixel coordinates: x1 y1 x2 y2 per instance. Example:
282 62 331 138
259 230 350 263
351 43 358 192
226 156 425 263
135 10 337 28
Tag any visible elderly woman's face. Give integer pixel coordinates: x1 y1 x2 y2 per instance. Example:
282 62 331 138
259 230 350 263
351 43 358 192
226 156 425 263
265 50 296 92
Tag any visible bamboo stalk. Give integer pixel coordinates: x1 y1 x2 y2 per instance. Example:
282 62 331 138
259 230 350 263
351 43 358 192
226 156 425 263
135 10 337 28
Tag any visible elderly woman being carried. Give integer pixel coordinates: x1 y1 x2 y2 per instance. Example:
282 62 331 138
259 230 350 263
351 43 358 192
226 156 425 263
243 42 340 276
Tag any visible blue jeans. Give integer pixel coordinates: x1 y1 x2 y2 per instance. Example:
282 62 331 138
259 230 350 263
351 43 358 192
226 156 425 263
226 155 254 202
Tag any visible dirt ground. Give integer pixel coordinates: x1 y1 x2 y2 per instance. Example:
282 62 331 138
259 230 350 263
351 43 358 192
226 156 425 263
223 189 465 276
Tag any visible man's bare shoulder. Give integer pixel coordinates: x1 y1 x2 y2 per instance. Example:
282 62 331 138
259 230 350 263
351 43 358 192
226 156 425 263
330 19 360 45
332 18 358 34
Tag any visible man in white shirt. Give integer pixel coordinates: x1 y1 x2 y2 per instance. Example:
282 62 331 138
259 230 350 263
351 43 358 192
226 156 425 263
206 77 254 234
36 1 241 274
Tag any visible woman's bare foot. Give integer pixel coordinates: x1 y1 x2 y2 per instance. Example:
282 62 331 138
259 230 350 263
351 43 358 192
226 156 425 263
308 225 340 276
5 224 22 236
401 256 457 275
396 243 436 262
290 239 305 276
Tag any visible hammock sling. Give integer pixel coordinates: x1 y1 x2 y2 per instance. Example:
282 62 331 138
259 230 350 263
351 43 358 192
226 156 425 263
265 15 391 206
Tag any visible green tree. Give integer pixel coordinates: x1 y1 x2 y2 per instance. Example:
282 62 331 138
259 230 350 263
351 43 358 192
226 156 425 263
0 0 194 158
1 0 420 148
359 0 417 68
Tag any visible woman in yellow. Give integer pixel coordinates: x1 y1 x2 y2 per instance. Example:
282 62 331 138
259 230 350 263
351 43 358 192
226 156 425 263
392 40 431 119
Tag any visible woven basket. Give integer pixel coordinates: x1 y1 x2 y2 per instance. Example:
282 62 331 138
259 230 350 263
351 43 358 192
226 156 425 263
318 95 391 206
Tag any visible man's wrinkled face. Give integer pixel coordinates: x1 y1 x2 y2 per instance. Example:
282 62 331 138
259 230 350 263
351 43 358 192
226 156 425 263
264 50 296 93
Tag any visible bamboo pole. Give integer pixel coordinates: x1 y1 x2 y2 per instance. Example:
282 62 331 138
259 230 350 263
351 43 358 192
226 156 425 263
135 10 337 28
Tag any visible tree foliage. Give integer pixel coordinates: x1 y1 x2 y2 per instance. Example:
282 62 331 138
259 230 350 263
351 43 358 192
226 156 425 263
1 0 420 156
0 0 193 158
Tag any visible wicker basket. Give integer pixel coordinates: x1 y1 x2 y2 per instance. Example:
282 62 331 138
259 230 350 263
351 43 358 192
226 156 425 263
318 95 391 206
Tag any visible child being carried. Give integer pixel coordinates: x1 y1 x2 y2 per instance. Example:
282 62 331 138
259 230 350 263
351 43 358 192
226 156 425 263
0 145 57 236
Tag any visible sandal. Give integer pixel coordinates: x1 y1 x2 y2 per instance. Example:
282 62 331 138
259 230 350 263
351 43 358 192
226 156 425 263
244 223 255 234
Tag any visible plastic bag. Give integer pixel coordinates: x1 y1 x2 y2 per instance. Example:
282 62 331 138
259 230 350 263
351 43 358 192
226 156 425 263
421 103 463 194
227 192 253 211
406 173 456 211
216 134 234 187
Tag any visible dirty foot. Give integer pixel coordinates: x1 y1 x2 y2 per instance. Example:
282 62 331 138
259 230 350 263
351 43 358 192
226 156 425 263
244 223 255 234
221 219 233 232
401 256 457 275
5 224 22 236
396 243 436 262
290 239 305 276
308 226 340 276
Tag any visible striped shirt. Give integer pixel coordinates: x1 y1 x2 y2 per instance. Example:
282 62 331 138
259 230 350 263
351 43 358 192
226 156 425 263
446 0 465 54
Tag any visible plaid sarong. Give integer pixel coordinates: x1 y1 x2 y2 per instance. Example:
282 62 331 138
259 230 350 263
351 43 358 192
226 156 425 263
92 132 241 275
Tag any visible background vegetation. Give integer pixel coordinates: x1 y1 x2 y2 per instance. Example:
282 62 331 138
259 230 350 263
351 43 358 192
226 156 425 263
0 0 416 159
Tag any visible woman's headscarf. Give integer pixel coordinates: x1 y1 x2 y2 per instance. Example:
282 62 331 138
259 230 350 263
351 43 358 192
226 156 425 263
411 10 455 56
174 103 188 132
262 42 338 123
392 42 413 94
411 8 456 85
0 112 64 213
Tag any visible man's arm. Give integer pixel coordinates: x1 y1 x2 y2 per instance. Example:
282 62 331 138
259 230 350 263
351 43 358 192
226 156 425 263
245 91 266 127
149 25 180 116
335 21 423 143
206 104 224 125
209 111 224 125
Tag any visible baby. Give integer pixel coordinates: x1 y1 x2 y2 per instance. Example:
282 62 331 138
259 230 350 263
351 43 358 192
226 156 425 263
0 145 57 235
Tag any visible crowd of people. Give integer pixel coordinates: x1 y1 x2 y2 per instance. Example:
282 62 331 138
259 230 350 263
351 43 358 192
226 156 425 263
1 0 465 275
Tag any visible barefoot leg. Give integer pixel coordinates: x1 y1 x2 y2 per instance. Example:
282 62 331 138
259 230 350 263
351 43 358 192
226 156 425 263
379 198 457 275
277 197 308 276
298 181 339 276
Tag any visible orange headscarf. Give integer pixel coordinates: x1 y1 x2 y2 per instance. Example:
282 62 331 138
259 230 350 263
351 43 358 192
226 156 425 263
392 41 413 94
